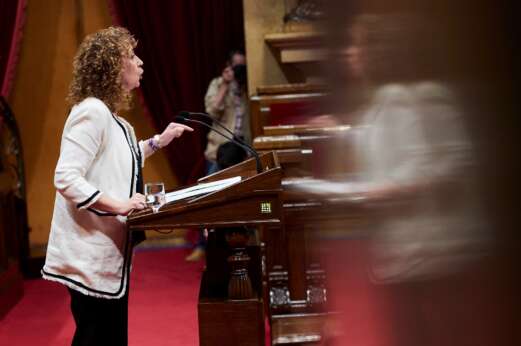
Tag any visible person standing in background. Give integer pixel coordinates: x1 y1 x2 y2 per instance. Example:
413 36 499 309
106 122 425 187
186 50 249 262
203 50 249 175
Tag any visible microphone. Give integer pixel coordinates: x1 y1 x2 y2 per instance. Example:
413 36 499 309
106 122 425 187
175 114 263 174
179 111 244 145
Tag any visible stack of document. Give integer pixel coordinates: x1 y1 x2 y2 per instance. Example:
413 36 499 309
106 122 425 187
165 176 242 204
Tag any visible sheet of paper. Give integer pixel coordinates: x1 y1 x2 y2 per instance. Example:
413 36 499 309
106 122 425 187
165 176 242 203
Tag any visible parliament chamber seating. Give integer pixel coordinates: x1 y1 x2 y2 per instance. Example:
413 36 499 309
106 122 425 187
250 84 358 345
250 83 328 139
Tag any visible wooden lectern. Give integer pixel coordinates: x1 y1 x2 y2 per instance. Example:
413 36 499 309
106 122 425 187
127 152 283 346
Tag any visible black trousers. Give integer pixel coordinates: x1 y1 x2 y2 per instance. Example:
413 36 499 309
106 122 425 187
68 287 129 346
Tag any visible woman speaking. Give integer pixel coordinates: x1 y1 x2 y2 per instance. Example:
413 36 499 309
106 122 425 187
42 27 192 345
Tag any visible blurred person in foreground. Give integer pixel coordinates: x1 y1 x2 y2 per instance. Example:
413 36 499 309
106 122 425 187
298 14 493 346
41 27 192 345
345 14 486 284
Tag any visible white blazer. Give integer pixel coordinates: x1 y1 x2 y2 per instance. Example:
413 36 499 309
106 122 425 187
42 97 146 299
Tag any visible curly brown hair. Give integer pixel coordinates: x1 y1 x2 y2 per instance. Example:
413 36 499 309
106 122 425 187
67 26 137 112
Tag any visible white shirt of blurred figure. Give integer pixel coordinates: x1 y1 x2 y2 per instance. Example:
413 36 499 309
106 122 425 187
355 81 487 283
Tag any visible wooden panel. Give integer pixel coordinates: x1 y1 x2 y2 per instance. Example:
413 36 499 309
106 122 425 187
257 83 327 96
272 149 313 179
262 225 290 315
271 313 328 345
254 135 302 150
263 125 318 136
129 194 282 230
286 225 307 306
198 297 265 346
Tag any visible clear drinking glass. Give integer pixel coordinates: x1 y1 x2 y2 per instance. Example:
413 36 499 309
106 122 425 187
145 182 166 213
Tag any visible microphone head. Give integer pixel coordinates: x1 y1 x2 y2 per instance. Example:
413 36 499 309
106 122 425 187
174 115 187 124
179 111 191 118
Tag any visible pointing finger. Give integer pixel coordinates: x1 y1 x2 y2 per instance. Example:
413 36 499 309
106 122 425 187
171 123 194 131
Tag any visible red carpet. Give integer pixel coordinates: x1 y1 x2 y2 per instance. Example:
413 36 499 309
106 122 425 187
0 248 204 346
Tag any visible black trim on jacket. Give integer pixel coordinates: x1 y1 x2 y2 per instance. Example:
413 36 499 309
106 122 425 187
112 115 146 246
41 229 132 297
112 115 136 198
77 190 100 209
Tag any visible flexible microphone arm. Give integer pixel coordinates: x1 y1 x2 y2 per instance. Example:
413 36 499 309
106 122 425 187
180 111 247 146
175 115 263 174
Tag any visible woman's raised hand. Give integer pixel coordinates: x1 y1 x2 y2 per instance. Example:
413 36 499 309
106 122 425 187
159 122 194 147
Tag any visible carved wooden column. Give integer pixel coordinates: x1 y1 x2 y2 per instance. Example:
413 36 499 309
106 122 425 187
226 229 253 299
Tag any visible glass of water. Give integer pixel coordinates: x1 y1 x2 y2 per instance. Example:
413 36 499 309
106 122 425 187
145 182 166 213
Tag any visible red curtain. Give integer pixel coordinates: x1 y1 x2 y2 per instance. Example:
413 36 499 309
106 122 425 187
107 0 245 184
0 0 27 98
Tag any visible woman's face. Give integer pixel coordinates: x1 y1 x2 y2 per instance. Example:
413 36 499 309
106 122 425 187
121 51 143 91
